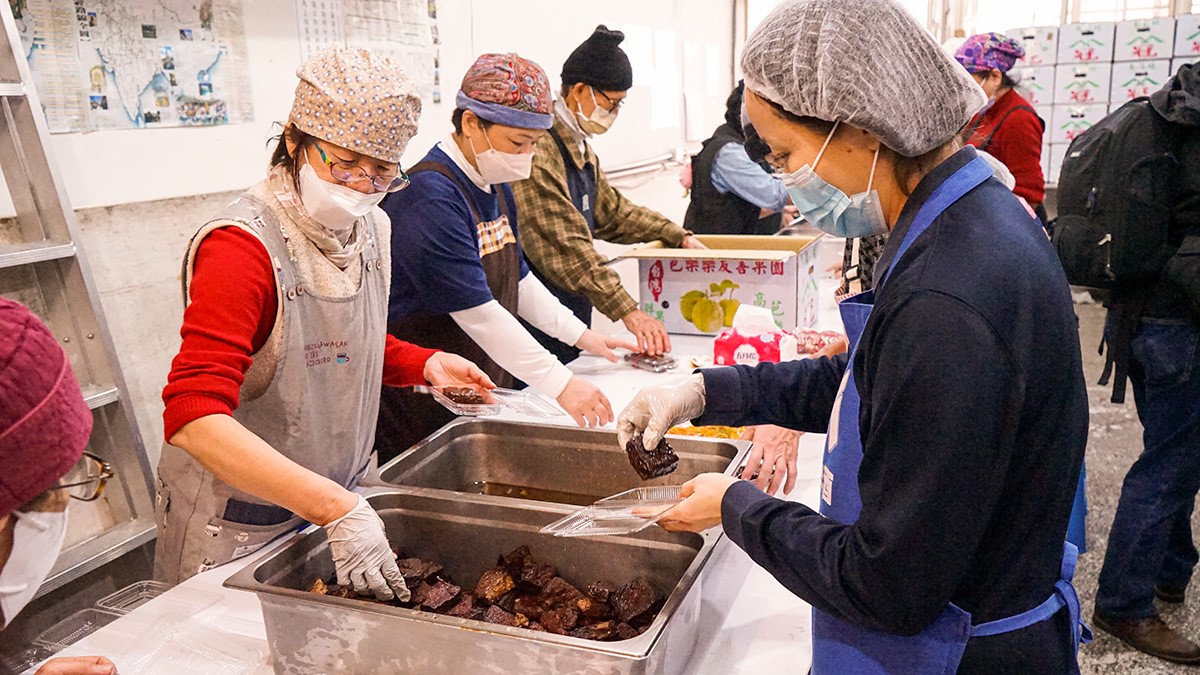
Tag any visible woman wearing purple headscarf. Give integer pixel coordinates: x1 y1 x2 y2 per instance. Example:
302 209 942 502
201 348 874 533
955 33 1047 222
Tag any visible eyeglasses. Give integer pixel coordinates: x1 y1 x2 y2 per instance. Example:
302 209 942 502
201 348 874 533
313 142 410 193
594 90 626 112
52 452 114 502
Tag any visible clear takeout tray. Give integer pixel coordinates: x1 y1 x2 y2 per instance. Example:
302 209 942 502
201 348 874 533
624 352 678 373
95 580 173 614
424 385 504 416
539 486 683 537
490 387 564 418
34 608 122 650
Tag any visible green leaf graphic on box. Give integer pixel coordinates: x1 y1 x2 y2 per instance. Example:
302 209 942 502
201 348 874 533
1064 80 1099 89
1062 120 1090 130
1188 30 1200 41
1121 76 1160 87
1126 35 1164 45
1069 38 1104 48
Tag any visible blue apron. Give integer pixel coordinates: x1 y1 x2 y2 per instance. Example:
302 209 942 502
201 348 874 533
813 156 1091 674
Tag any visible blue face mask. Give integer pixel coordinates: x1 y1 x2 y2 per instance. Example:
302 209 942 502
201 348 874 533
780 121 888 238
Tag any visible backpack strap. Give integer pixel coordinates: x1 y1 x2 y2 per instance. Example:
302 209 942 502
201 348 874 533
977 105 1041 153
1099 292 1149 404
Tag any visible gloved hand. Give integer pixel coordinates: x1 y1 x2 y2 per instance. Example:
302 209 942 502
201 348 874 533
617 374 707 451
323 494 410 602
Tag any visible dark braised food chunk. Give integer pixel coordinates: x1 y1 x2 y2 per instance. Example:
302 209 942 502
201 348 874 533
443 387 485 404
540 607 580 634
575 595 614 619
412 579 461 611
482 605 518 626
539 576 583 609
616 623 639 640
397 557 444 585
585 581 614 605
612 577 661 623
569 620 617 641
624 433 679 480
474 568 516 604
446 593 482 619
518 561 557 591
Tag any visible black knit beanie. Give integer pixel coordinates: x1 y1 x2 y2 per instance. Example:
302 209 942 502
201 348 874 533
561 25 633 92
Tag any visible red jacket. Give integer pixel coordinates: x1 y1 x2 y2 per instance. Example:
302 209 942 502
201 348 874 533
964 89 1046 205
162 227 437 441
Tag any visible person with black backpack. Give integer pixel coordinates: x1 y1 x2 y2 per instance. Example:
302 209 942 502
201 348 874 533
1055 63 1200 665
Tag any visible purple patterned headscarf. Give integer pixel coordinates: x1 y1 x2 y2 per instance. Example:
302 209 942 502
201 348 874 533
954 33 1025 74
456 53 553 130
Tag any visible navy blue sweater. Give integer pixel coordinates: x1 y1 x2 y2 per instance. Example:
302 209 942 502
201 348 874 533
697 148 1088 672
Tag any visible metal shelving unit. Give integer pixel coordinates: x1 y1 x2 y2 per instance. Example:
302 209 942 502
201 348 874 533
1 5 155 595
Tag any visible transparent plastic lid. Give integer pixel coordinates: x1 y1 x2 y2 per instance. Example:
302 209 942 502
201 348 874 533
624 352 678 373
490 387 565 418
424 385 503 416
95 580 173 614
34 608 122 650
539 486 683 537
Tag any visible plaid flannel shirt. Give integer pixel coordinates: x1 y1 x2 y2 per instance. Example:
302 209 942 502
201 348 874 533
511 114 689 321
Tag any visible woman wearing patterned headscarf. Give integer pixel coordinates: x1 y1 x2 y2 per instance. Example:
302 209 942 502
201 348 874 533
156 45 493 594
617 0 1090 671
376 53 635 459
956 33 1049 224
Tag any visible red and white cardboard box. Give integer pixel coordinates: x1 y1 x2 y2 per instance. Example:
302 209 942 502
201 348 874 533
1007 26 1059 66
1050 104 1109 145
1054 63 1113 105
1041 143 1052 185
1110 60 1172 102
1012 66 1057 105
1114 18 1175 62
1057 22 1116 64
1174 56 1200 76
624 234 823 337
1175 15 1200 57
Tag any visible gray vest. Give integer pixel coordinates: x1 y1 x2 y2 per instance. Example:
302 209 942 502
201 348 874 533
154 193 387 582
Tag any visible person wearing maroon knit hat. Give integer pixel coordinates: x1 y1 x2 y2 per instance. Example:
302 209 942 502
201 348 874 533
0 297 116 675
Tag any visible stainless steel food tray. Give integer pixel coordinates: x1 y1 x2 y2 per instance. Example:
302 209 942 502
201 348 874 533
225 489 719 674
363 418 752 507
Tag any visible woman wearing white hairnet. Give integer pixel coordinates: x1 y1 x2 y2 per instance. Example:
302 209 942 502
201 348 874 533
616 0 1090 671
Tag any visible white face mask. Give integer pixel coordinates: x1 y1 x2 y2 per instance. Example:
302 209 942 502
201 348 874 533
575 88 617 135
470 131 534 185
298 161 386 233
0 508 68 628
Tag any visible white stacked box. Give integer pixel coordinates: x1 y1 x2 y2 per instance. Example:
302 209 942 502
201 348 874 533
1006 27 1059 66
1054 63 1113 104
1174 15 1200 58
1058 22 1116 64
1012 66 1056 106
1114 18 1175 62
1047 144 1069 185
1109 60 1172 103
1050 104 1109 145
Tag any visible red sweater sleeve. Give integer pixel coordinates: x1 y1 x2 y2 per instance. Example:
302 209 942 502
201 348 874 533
162 226 438 441
162 227 276 441
383 335 437 387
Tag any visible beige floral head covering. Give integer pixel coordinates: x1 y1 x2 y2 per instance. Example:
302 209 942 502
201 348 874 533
288 44 421 164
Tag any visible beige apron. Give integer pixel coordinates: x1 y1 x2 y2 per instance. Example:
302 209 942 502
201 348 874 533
154 193 387 583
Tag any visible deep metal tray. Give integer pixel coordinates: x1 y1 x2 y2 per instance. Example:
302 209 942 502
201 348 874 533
364 418 752 507
225 489 718 674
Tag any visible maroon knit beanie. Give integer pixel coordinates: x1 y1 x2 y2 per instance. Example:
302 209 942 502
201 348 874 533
0 298 91 514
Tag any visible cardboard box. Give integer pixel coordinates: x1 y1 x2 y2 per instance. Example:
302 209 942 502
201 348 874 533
1012 66 1057 105
625 234 823 337
1054 63 1112 105
1173 14 1200 57
1050 104 1109 145
1047 144 1070 186
1041 143 1052 185
1174 55 1200 76
1057 22 1116 64
1035 104 1054 125
1007 26 1059 66
1109 60 1172 102
1114 18 1175 61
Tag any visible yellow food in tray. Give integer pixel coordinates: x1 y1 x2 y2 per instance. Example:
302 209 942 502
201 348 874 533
666 425 746 439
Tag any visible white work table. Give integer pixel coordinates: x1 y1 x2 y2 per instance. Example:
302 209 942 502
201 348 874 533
34 279 844 675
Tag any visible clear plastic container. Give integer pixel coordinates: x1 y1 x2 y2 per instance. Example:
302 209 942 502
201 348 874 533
34 608 123 650
540 486 683 537
0 645 55 673
624 352 678 373
124 622 267 675
490 387 565 418
425 385 503 416
95 580 173 614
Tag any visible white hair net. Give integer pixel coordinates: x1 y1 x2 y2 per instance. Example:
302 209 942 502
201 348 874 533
741 0 987 157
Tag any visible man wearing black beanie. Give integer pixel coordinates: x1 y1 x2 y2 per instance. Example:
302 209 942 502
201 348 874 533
513 25 706 365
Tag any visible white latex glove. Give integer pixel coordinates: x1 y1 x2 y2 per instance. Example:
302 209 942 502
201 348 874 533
617 373 707 450
323 494 410 602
